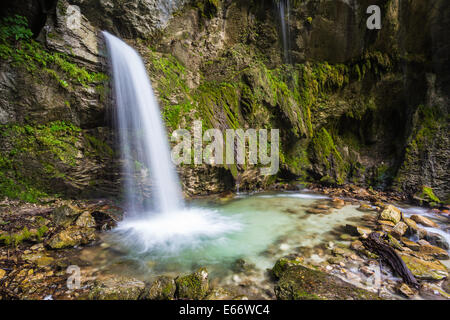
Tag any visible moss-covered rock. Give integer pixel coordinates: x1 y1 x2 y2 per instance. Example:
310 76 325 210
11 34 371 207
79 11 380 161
142 276 176 300
274 263 380 300
47 225 96 249
399 253 449 280
175 267 209 300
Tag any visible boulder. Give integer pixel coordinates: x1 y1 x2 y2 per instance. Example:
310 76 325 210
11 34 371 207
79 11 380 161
401 238 420 251
418 244 449 260
175 267 209 300
410 215 438 228
47 226 96 249
379 205 402 224
392 222 408 238
88 276 146 300
399 254 448 280
274 264 380 300
402 217 418 233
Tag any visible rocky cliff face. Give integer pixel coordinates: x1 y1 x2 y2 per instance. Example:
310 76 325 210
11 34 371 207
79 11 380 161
0 0 448 204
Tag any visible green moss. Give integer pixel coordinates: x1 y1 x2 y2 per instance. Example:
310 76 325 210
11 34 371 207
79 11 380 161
0 15 107 89
0 121 83 202
309 128 347 185
421 186 441 203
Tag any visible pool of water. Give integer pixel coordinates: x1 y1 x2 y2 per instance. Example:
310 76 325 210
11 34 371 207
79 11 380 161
80 191 376 281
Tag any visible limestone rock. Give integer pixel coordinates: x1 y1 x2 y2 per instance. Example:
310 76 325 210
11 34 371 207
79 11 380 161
410 214 438 228
392 222 408 238
379 205 402 224
47 226 96 249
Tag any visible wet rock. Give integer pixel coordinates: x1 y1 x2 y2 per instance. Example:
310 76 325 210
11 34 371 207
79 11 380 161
175 267 209 300
392 222 408 238
88 276 146 300
274 264 380 300
47 226 97 249
425 232 450 250
271 256 303 279
327 256 345 265
345 225 371 237
205 287 233 300
377 220 396 227
379 205 401 224
443 279 450 294
357 204 374 212
141 276 176 300
306 208 329 214
359 266 374 277
396 283 417 299
51 205 80 227
410 214 438 228
21 252 54 267
420 283 450 300
399 253 448 280
350 240 363 251
418 244 449 260
75 212 96 228
339 234 358 241
386 234 404 251
401 238 420 251
231 259 256 274
331 198 345 209
402 217 418 233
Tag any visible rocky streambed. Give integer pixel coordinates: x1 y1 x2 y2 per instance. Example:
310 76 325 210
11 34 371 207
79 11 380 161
0 187 449 300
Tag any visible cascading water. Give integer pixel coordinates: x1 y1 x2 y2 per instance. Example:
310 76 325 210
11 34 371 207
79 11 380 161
277 0 291 64
103 31 183 215
103 31 241 255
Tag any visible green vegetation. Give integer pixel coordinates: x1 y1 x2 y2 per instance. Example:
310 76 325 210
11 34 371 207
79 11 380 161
0 15 107 89
0 121 82 202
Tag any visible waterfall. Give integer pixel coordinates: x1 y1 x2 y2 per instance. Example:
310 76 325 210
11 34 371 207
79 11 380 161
277 0 291 64
103 31 183 215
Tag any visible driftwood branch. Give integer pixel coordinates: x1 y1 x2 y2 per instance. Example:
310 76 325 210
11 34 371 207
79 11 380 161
362 232 419 288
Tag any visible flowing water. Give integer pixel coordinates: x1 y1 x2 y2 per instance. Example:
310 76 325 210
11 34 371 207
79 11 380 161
103 31 183 214
277 0 292 64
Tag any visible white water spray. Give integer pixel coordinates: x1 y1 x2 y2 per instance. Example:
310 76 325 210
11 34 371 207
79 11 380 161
103 31 183 215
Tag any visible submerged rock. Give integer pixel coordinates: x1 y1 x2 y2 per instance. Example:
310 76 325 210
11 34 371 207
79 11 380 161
274 263 380 300
47 226 96 249
175 267 209 300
